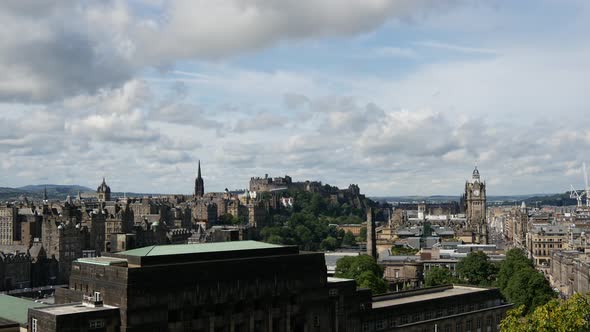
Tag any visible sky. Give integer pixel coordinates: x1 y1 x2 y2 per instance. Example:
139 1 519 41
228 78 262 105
0 0 589 196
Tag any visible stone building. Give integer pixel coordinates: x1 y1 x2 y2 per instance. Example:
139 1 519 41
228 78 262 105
42 207 83 284
526 224 567 274
0 251 31 291
246 200 268 227
550 250 580 297
193 200 218 225
362 285 511 332
29 242 59 287
29 293 120 332
0 205 18 245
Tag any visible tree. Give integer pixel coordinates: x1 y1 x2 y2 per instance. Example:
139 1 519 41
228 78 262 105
424 267 456 287
267 235 283 244
501 293 590 332
335 255 388 295
496 248 534 291
358 226 367 241
456 251 498 286
390 246 419 255
320 236 338 251
496 248 555 314
357 271 388 294
342 231 357 246
503 267 555 314
218 214 238 225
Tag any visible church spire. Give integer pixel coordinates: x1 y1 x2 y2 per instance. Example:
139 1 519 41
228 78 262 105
43 186 48 202
195 160 204 198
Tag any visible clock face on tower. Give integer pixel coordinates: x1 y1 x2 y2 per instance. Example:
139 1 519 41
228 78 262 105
473 189 480 197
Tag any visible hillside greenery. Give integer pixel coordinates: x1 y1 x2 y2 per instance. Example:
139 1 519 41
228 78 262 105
259 191 371 251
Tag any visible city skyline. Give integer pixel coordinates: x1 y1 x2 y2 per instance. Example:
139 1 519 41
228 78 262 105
1 1 590 196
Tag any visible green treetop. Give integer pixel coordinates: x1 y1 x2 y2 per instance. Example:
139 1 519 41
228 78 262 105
456 251 498 286
335 255 388 295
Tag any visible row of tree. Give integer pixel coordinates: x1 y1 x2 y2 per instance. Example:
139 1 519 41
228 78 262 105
425 249 557 320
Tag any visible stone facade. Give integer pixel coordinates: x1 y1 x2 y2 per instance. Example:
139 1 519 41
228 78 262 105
0 206 18 245
0 251 31 290
463 166 488 244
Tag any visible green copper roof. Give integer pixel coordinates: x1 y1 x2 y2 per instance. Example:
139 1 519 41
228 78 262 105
0 294 48 325
118 240 283 257
76 257 128 266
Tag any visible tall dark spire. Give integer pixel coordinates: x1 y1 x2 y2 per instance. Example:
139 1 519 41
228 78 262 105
195 160 204 197
43 186 48 201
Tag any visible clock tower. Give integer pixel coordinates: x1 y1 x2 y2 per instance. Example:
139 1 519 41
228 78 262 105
464 166 488 244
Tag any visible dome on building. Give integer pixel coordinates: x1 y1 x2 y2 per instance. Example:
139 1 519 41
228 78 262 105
97 177 111 193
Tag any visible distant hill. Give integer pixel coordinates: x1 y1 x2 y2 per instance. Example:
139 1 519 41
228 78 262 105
0 184 177 202
371 193 575 207
0 184 93 201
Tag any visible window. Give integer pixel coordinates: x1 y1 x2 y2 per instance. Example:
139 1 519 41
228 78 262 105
388 317 396 327
31 318 38 332
424 311 432 320
466 319 472 331
376 320 385 330
89 319 105 328
476 318 482 328
400 315 408 324
313 315 320 327
362 323 370 332
168 310 180 323
456 321 463 332
329 288 338 296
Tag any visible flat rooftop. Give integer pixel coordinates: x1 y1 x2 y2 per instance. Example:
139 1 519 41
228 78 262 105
104 240 302 267
31 303 119 316
0 294 48 325
327 277 355 283
372 286 490 309
76 256 128 266
118 240 283 257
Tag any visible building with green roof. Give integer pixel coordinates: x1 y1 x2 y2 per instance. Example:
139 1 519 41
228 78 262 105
0 294 48 330
55 240 349 331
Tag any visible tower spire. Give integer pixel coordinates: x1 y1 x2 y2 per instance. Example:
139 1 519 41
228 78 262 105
195 160 204 198
43 186 48 201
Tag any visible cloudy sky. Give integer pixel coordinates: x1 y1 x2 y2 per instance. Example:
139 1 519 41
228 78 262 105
0 0 589 196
